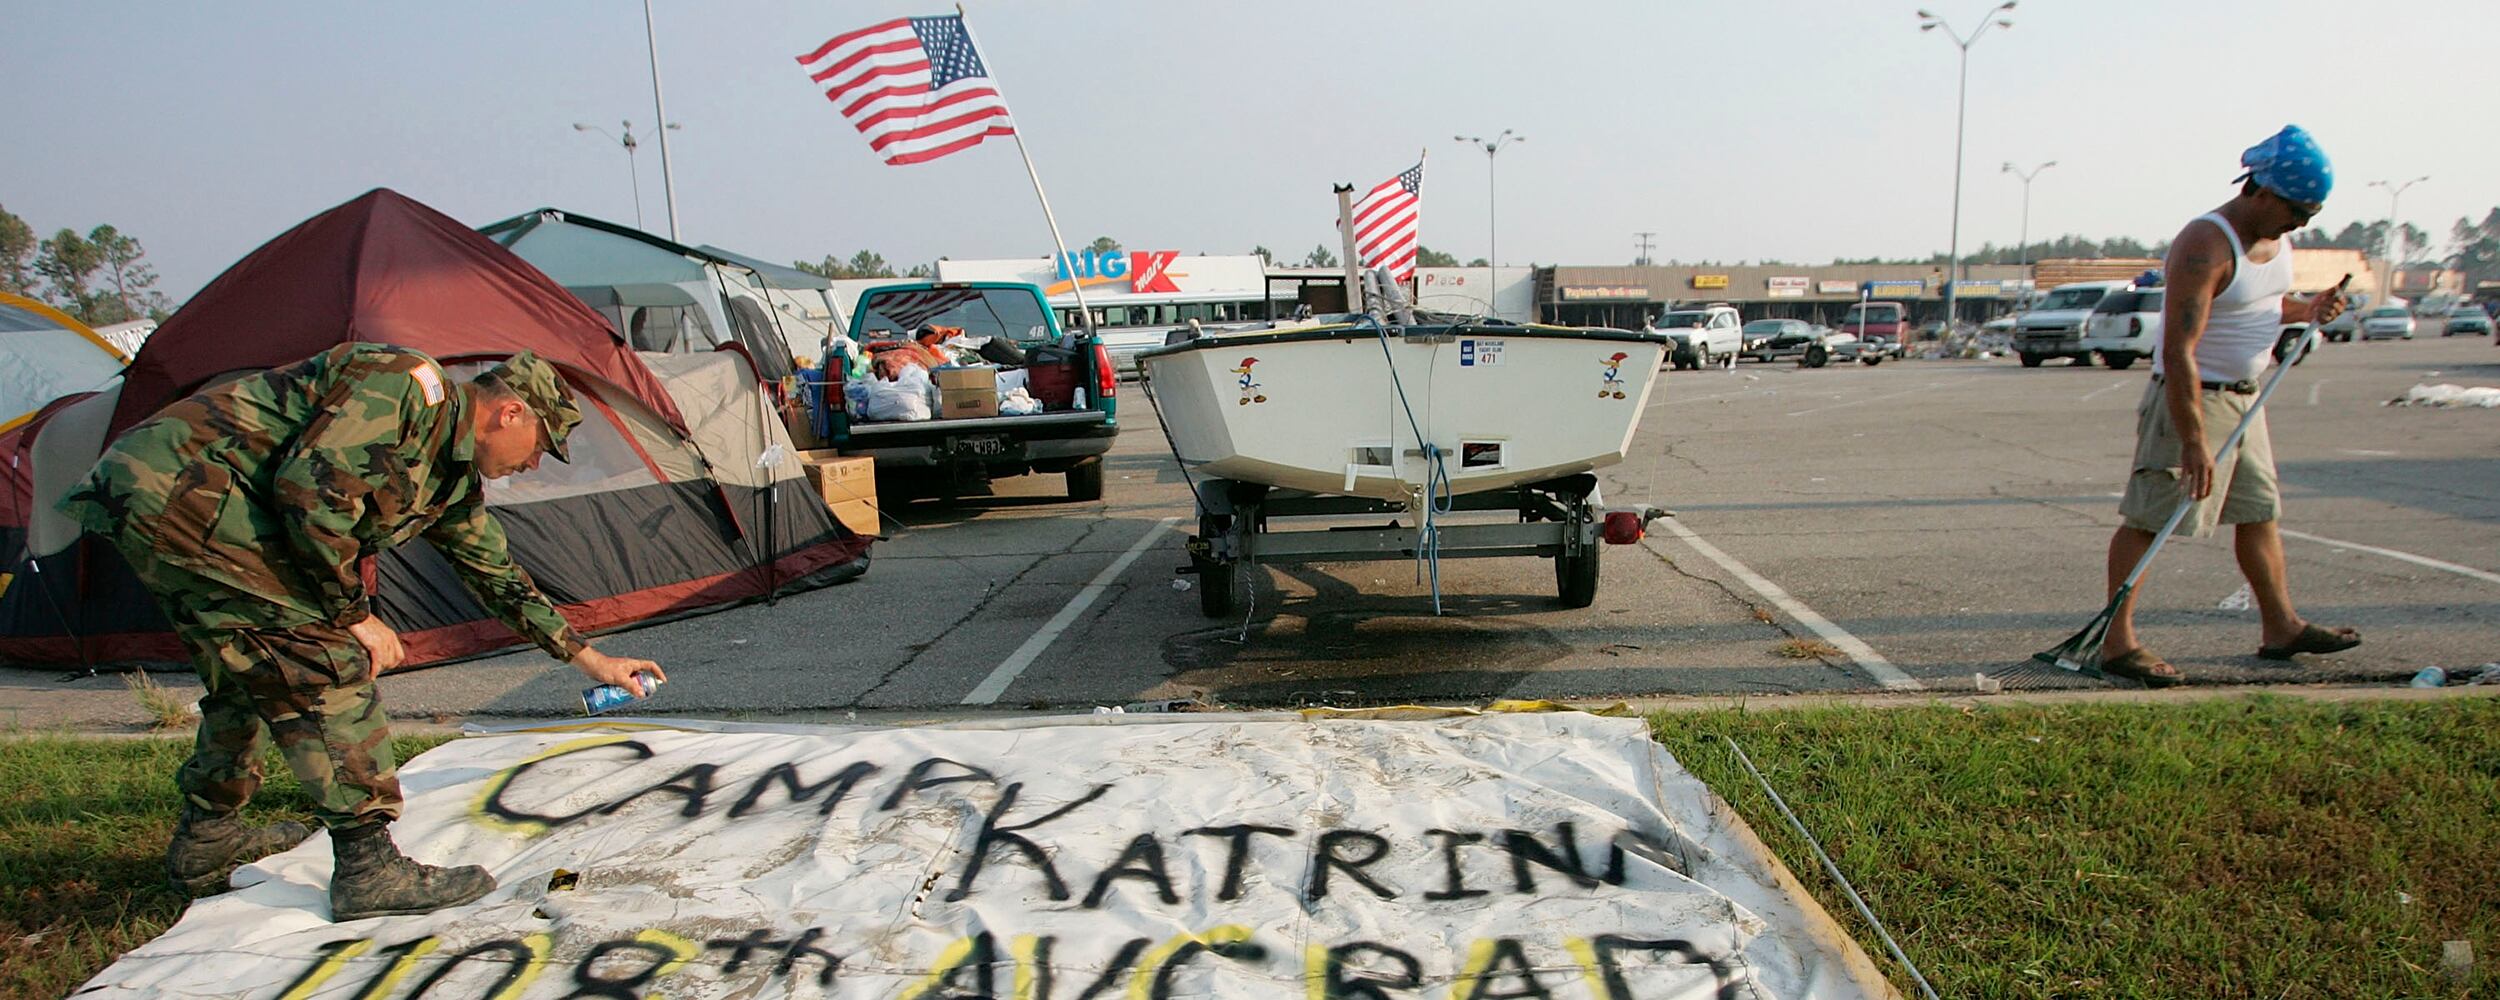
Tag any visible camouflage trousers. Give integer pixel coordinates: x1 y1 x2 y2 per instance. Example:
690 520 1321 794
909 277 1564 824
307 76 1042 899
105 537 404 830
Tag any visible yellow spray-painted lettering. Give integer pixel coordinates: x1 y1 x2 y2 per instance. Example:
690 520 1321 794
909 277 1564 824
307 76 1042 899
276 939 373 1000
364 935 442 998
897 934 985 1000
1564 938 1608 1000
1129 925 1255 1000
1451 938 1503 1000
489 933 556 1000
1305 944 1330 1000
1011 934 1042 1000
636 927 702 978
468 733 639 835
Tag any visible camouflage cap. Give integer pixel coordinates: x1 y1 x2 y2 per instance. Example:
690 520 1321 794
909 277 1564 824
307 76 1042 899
481 351 581 462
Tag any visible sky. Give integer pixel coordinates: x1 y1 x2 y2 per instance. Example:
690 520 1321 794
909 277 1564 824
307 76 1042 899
5 0 2494 303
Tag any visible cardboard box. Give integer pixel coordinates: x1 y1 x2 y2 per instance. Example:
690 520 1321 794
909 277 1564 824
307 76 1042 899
935 367 999 419
798 451 881 535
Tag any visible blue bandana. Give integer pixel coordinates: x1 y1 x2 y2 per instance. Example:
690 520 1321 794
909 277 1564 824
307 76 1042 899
2239 125 2332 204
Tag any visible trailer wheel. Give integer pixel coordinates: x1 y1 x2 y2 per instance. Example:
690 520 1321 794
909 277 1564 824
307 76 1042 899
1803 344 1830 368
1195 514 1246 617
1066 457 1104 501
1555 544 1599 608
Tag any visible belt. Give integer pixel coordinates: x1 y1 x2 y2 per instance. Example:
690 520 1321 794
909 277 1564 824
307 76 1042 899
2152 373 2255 395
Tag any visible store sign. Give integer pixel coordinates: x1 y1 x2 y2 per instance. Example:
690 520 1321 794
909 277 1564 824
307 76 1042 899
1816 279 1859 294
1951 279 2000 298
1690 274 1730 289
1559 286 1649 301
1422 272 1471 286
1765 276 1809 298
1865 279 1926 298
1050 247 1185 295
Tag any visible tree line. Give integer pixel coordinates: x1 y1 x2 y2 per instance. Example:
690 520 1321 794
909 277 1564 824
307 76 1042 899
1 201 173 325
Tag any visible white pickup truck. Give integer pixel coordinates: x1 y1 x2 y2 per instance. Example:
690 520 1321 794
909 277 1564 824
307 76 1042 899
1652 304 1743 370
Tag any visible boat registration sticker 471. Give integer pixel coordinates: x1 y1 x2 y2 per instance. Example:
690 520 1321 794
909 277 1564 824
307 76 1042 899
1598 351 1630 399
1459 338 1505 366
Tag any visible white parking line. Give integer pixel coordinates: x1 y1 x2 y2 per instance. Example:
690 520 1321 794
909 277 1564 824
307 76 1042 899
1784 378 1968 418
962 517 1180 704
2081 380 2132 402
2307 379 2330 406
2281 528 2500 586
1654 518 1924 691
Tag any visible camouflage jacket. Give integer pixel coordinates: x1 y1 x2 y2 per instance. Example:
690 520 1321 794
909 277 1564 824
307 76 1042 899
61 343 586 660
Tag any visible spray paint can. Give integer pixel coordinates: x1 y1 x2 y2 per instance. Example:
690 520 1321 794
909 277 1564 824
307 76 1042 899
582 673 663 715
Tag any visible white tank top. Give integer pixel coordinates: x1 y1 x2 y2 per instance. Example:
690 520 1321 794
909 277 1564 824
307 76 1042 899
2156 212 2291 382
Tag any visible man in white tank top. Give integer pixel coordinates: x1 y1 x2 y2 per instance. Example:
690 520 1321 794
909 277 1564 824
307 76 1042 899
2098 125 2358 687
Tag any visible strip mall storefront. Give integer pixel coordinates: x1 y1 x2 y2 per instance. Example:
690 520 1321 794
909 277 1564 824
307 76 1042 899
1539 264 2036 328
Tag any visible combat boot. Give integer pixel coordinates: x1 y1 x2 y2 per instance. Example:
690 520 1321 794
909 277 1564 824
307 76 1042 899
328 822 496 921
166 806 314 897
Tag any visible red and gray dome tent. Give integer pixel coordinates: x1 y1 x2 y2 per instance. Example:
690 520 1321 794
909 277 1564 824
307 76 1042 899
0 188 869 670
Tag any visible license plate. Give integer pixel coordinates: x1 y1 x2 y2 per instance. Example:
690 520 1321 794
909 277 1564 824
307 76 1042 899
950 434 1008 457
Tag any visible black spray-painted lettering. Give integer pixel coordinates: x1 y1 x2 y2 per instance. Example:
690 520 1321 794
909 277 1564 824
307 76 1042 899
1324 942 1424 1000
482 740 654 828
1461 939 1553 1000
1083 832 1181 908
727 759 881 818
879 757 998 811
565 939 680 999
1502 822 1613 892
1590 935 1745 1000
1068 937 1151 1000
1183 824 1296 901
919 931 1001 998
701 927 840 987
1148 937 1270 1000
1423 829 1490 901
775 927 843 986
597 763 719 819
404 939 534 998
1308 829 1398 901
946 781 1114 902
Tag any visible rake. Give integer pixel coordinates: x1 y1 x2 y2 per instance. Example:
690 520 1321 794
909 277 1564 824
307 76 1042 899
2001 275 2350 689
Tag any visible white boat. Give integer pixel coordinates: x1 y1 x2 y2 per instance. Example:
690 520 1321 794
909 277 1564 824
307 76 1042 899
1137 319 1670 501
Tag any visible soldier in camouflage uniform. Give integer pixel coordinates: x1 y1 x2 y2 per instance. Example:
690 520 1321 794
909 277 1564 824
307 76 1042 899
61 344 666 921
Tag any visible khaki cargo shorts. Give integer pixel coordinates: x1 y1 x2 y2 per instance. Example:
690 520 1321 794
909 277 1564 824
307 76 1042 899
2117 379 2278 537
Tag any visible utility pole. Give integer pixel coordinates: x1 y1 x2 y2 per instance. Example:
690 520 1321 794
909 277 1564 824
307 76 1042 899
1634 231 1657 267
2369 176 2429 303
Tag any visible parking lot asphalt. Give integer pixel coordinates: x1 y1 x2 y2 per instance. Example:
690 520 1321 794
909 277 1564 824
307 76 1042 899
7 335 2496 730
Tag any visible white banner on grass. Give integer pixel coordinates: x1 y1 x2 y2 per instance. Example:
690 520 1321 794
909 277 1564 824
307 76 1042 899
79 713 1887 999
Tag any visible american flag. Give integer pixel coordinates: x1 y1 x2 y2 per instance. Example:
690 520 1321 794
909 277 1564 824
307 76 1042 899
796 15 1015 166
1348 161 1424 282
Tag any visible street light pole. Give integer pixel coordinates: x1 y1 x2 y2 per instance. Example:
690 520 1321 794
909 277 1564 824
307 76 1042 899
643 0 683 240
2368 175 2429 303
573 121 647 229
1919 2 2016 335
1456 130 1524 310
2002 160 2055 271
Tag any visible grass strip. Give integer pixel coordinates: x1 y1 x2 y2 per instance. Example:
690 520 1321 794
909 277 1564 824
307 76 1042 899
1652 695 2498 998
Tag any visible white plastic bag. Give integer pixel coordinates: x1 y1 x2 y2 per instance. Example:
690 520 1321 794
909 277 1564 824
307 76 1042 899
997 387 1042 416
858 365 936 422
995 368 1030 395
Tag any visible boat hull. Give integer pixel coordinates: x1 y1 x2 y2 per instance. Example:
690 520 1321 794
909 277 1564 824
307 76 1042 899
1139 323 1667 501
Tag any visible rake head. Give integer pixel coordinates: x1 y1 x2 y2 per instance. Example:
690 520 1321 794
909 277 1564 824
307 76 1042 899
1984 585 2130 691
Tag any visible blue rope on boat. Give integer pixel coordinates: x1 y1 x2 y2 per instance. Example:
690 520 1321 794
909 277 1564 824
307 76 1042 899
1357 315 1456 615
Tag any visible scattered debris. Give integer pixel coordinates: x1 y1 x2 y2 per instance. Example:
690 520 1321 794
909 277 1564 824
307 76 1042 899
1171 578 1193 591
1971 673 2003 694
2468 663 2500 685
1775 638 1842 660
2409 666 2448 688
2443 940 2475 984
2217 584 2253 612
2387 383 2500 408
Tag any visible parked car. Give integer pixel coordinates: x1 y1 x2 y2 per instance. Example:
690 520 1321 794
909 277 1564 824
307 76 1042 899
2358 305 2417 341
2014 280 2126 367
1740 319 1813 361
1653 305 1743 370
2317 303 2362 342
2442 303 2493 338
2275 323 2320 365
2079 284 2164 370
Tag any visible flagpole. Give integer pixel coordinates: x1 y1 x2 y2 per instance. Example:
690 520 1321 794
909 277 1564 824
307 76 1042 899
955 5 1097 341
643 0 682 240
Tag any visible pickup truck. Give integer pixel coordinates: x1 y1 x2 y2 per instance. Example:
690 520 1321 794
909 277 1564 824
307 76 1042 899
1834 299 1909 365
818 281 1119 501
2014 280 2125 366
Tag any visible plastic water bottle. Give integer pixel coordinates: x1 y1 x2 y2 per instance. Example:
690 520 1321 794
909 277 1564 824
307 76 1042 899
2408 666 2447 688
582 673 663 715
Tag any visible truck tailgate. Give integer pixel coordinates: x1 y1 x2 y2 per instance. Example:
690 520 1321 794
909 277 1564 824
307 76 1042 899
843 410 1108 438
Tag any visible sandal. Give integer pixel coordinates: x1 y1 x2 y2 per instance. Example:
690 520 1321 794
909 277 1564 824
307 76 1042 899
2098 647 2185 688
2258 622 2361 661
